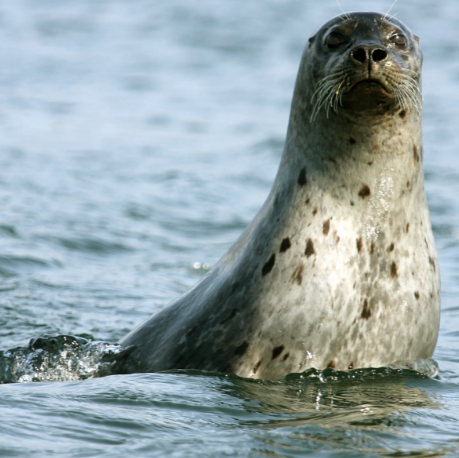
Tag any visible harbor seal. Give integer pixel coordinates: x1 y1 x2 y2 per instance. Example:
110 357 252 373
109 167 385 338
118 12 440 380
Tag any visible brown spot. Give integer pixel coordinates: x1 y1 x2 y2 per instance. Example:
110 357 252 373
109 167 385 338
305 198 310 205
414 291 420 300
323 219 330 235
272 345 285 360
305 239 315 257
290 262 305 286
350 201 355 206
358 184 371 199
282 353 290 362
350 137 356 145
406 181 410 188
390 261 398 278
262 254 275 276
297 168 307 186
413 144 420 163
373 145 379 152
361 299 371 319
312 207 317 216
327 360 336 369
399 109 407 119
348 362 354 370
429 257 436 272
388 243 395 252
234 341 249 357
336 236 340 244
356 237 363 253
252 360 262 374
406 223 410 233
368 161 373 166
370 242 375 255
279 237 291 253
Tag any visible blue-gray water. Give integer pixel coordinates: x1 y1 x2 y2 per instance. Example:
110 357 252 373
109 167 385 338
0 0 458 456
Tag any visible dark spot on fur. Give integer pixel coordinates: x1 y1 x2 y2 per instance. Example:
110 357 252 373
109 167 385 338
414 144 420 163
230 281 240 295
356 237 362 253
370 242 375 255
388 243 394 252
350 137 356 145
390 262 398 278
312 207 317 216
361 299 371 319
220 308 239 325
406 181 410 188
280 237 291 253
350 201 355 206
429 257 436 272
406 223 410 233
305 239 315 257
234 341 249 357
373 145 379 152
186 325 199 337
348 362 354 370
262 254 275 276
253 360 262 374
414 291 420 300
327 360 336 369
305 198 310 205
272 345 285 360
358 184 371 199
282 353 290 362
399 109 407 119
368 161 373 166
297 168 307 186
290 262 305 285
323 219 330 235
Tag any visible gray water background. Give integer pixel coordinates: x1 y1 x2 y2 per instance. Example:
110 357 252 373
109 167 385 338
0 0 459 456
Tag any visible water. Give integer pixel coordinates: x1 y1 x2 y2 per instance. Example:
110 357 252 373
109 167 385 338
0 0 458 456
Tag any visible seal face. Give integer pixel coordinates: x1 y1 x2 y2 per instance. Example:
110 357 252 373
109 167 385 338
119 12 440 380
308 13 422 119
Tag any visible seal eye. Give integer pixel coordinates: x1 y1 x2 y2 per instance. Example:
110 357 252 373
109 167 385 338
326 32 346 49
391 34 407 48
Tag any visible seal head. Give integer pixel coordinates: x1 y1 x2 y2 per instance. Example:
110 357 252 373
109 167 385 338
119 12 440 380
306 12 422 119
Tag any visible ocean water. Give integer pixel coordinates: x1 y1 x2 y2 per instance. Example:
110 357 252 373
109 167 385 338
0 0 458 456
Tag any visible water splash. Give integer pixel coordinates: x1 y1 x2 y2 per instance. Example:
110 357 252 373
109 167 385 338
0 335 126 383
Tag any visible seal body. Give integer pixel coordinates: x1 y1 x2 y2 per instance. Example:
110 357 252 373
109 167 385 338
119 12 440 380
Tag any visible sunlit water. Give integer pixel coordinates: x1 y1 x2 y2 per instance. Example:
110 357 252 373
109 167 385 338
0 0 459 456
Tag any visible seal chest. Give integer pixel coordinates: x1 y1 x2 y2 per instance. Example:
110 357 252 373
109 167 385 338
119 12 440 380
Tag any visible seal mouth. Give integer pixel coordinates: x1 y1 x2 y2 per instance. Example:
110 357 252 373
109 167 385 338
349 79 391 96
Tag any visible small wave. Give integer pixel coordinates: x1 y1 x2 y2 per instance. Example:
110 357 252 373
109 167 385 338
0 335 127 383
281 359 439 385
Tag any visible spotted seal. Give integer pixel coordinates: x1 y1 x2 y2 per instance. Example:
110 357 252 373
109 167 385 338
119 12 440 380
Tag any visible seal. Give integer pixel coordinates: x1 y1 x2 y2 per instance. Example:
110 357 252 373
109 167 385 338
119 12 441 380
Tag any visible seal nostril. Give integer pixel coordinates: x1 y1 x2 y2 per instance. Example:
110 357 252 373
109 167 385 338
372 49 387 62
352 48 367 63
